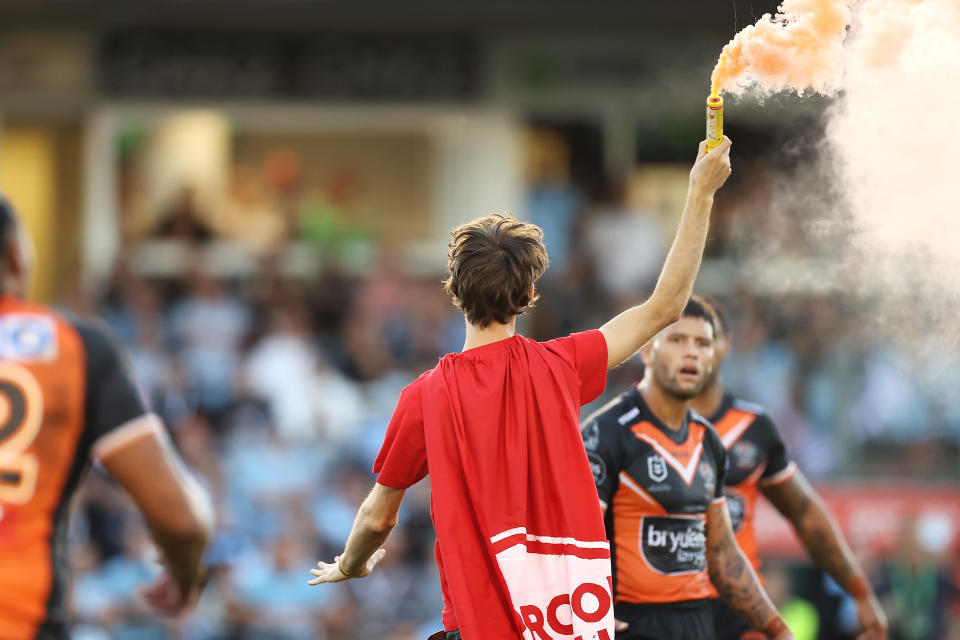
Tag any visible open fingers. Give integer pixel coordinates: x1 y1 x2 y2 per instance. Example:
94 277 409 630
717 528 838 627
308 570 334 585
307 560 338 585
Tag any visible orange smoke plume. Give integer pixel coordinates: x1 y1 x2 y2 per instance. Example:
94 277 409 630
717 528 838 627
711 0 853 97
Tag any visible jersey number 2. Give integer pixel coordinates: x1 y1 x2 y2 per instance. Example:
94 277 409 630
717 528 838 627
0 362 43 504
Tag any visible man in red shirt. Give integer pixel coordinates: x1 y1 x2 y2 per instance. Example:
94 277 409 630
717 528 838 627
308 137 732 640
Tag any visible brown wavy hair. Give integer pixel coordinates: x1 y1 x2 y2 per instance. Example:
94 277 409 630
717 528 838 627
443 213 549 328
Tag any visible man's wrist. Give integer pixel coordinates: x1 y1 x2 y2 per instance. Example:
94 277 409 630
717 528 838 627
762 616 790 640
847 574 873 600
337 557 357 578
686 188 714 211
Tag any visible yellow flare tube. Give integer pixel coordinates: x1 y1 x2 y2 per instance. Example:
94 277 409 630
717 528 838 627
705 95 724 152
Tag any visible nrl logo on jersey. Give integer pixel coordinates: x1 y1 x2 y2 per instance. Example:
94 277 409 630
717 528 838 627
0 314 57 361
647 454 668 483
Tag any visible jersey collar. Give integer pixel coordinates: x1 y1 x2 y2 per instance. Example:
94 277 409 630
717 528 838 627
627 386 691 445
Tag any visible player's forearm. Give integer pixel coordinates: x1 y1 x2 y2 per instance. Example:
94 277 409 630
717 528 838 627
764 474 875 601
339 500 398 574
599 190 715 368
103 429 214 594
792 497 874 599
708 540 789 639
149 478 213 593
649 188 715 315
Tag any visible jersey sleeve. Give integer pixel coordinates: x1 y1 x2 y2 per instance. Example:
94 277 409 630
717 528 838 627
74 320 152 452
581 415 623 509
545 329 609 405
755 414 798 485
372 383 428 489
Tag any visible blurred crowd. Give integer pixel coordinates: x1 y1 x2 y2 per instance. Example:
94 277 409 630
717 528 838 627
60 153 959 639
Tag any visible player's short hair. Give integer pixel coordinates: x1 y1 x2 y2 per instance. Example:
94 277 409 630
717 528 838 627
684 295 717 336
0 194 18 248
691 294 727 340
443 213 548 328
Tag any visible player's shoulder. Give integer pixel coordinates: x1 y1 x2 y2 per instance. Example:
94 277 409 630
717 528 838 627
581 390 637 457
730 396 768 418
727 396 780 435
0 300 118 364
721 395 784 451
58 312 124 359
0 297 71 331
583 388 640 431
0 298 69 359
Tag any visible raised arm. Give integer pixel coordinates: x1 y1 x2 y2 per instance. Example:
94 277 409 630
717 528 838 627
763 471 888 640
600 137 732 369
706 499 794 640
309 482 405 584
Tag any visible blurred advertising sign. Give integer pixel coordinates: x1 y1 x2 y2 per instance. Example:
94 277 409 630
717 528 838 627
97 30 478 100
755 485 960 557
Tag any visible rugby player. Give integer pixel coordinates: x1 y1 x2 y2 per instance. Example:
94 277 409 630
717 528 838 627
0 195 213 639
308 137 733 640
690 298 887 640
582 297 794 640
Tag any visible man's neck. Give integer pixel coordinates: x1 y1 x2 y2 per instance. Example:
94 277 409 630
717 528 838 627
690 378 725 419
637 379 689 432
462 317 517 351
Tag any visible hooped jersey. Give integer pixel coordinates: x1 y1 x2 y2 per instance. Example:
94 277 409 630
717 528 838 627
706 393 797 573
582 387 727 605
0 296 150 640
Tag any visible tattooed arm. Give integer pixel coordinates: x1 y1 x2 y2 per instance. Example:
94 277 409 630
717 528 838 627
706 500 794 640
762 471 887 640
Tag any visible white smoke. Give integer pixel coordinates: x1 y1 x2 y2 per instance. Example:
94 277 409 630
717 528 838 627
721 0 960 352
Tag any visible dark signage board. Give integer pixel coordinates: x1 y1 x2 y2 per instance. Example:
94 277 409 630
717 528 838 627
98 30 479 100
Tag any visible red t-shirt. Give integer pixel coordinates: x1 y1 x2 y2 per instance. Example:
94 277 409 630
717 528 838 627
374 331 615 640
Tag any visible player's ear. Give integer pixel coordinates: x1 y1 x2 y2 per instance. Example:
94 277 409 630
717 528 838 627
639 342 654 366
716 336 730 360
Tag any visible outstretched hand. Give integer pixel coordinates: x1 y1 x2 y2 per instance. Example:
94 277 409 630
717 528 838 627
308 549 387 585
